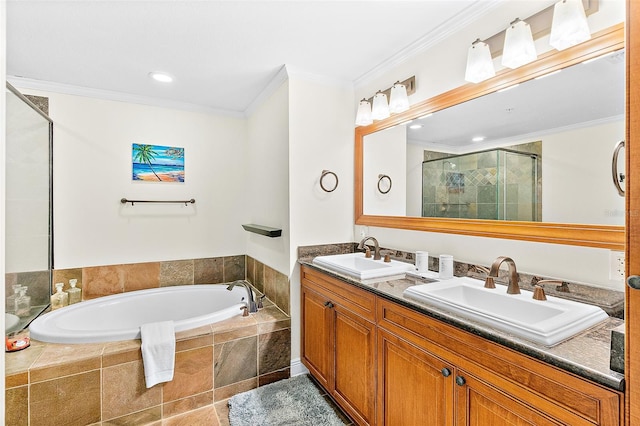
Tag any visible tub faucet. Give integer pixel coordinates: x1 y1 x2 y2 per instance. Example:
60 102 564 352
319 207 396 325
226 280 258 313
487 256 520 294
358 236 381 260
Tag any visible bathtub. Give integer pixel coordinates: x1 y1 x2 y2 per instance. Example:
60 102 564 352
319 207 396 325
29 284 249 344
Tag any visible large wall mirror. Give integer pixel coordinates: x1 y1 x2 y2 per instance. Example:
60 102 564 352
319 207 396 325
355 24 625 250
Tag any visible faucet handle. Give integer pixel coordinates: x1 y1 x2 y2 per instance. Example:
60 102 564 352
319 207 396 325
364 247 372 258
471 265 490 275
532 279 564 301
380 250 394 263
257 294 266 309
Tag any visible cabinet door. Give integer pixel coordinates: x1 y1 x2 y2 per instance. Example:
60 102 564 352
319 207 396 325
378 329 454 426
455 372 562 426
301 285 333 390
333 304 376 426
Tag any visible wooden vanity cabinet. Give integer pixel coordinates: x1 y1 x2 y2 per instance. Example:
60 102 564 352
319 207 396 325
377 298 623 426
301 266 623 426
301 266 377 426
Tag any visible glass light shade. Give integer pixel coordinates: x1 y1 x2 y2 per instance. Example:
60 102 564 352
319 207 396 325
550 0 591 51
502 19 537 69
464 40 495 83
355 99 373 126
389 82 409 113
371 91 390 120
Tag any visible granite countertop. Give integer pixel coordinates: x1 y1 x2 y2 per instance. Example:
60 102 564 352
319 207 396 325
299 255 625 392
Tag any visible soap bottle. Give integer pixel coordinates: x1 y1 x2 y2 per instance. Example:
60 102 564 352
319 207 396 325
67 279 81 304
50 283 69 310
5 284 21 314
15 287 31 317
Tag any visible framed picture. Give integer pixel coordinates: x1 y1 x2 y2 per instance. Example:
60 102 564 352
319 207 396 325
132 143 184 182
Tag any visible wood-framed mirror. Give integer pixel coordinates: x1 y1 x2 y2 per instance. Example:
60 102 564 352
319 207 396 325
355 23 625 250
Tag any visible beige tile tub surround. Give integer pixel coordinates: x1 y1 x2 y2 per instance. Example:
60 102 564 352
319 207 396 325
49 255 290 315
5 301 291 425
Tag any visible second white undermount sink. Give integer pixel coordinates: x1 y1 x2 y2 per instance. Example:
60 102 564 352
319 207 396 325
404 278 609 347
313 252 414 281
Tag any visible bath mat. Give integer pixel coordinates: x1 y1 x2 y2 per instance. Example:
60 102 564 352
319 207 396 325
228 374 346 426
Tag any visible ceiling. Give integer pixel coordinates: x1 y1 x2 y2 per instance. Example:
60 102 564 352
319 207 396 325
406 48 625 150
6 0 496 115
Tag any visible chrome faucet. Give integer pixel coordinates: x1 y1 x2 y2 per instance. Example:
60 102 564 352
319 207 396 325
358 236 381 260
487 256 520 294
226 280 258 313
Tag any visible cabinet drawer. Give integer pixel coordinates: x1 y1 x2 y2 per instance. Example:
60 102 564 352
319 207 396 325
301 265 376 322
377 298 623 426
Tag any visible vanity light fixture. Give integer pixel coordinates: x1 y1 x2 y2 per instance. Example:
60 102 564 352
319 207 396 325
409 124 423 130
354 76 416 126
148 71 173 83
502 18 537 69
371 90 391 121
355 99 373 126
550 0 591 51
464 39 496 84
389 81 410 113
472 136 486 142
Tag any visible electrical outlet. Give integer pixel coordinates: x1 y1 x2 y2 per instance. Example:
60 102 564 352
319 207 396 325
609 250 625 281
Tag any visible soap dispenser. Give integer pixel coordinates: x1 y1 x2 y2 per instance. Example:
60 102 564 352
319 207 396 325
67 279 82 304
50 283 69 311
6 284 21 314
15 287 31 317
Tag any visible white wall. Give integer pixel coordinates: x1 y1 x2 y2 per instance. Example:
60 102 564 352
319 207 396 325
288 74 355 362
406 142 424 217
15 89 248 269
363 125 406 216
354 0 626 290
245 82 291 275
1 0 8 418
541 120 625 225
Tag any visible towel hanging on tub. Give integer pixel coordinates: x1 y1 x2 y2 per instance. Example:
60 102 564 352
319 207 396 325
140 321 176 388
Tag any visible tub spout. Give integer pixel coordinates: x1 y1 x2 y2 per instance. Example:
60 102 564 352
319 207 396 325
227 280 258 313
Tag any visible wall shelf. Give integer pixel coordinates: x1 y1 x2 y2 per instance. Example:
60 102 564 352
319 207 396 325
242 224 282 238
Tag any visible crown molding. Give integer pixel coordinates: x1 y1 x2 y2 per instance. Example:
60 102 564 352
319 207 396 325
354 0 506 90
243 65 290 117
7 76 246 118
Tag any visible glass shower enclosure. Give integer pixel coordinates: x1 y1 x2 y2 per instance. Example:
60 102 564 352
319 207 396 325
422 148 539 221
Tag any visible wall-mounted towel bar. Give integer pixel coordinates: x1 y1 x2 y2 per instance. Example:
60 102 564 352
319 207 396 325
121 198 196 206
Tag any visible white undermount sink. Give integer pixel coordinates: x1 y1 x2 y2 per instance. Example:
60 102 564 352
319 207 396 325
404 278 609 347
313 252 414 282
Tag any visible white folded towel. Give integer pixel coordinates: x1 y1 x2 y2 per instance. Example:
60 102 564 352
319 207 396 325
140 321 176 388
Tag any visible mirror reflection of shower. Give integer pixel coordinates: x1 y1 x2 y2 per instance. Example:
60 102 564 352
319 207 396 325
422 146 540 221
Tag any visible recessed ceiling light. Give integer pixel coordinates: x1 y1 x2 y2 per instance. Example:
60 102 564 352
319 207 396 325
472 136 485 142
149 72 173 83
409 124 423 129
